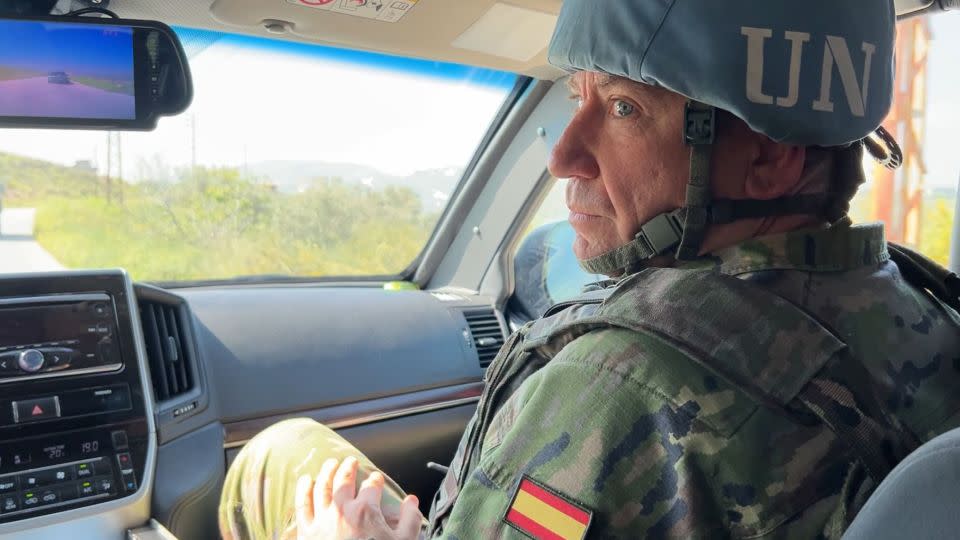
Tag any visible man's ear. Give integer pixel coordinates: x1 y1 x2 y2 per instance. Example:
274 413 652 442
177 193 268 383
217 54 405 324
743 137 806 199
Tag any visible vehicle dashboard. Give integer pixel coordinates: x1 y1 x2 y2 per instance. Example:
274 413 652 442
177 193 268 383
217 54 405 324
0 271 503 539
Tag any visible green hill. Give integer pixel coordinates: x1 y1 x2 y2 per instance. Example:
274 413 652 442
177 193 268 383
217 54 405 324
0 152 435 281
0 152 101 203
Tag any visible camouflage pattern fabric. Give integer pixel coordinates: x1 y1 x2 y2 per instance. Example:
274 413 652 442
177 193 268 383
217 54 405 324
219 418 411 540
427 222 960 538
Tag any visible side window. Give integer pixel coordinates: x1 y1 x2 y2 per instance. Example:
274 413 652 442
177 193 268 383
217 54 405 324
509 179 603 324
849 16 959 266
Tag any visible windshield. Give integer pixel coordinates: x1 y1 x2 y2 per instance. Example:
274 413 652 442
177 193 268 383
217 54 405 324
0 28 517 282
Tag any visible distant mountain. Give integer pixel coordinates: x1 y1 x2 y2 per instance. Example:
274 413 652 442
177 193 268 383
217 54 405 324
247 160 463 211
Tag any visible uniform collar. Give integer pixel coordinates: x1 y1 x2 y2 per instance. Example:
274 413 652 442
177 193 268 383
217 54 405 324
697 222 888 276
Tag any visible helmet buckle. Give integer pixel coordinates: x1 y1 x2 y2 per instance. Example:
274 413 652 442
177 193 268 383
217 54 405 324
684 103 716 146
635 210 686 256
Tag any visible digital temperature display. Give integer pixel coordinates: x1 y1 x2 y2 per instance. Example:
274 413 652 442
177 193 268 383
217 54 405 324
80 440 100 454
43 445 66 460
31 439 106 464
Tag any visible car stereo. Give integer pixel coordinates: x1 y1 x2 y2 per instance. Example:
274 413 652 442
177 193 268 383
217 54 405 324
0 294 123 383
0 273 151 526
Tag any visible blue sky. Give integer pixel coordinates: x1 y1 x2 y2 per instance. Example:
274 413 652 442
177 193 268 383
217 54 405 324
0 21 132 80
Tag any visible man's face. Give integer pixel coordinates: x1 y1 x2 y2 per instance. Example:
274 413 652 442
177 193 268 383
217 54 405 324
548 72 691 261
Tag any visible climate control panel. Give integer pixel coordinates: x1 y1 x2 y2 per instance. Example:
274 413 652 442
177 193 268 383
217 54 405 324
0 423 147 522
0 456 118 516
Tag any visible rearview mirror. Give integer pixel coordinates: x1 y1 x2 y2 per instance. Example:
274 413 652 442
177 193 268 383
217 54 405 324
0 15 192 130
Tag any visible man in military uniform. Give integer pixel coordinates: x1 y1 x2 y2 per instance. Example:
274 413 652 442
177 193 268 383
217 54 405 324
220 1 960 538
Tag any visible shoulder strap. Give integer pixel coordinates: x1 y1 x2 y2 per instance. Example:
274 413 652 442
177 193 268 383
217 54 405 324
797 356 919 483
541 287 613 318
888 241 960 312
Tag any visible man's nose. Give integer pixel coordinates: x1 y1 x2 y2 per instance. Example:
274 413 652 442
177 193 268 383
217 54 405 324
547 111 600 181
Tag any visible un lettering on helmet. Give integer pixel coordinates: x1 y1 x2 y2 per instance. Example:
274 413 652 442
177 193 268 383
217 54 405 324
742 27 877 118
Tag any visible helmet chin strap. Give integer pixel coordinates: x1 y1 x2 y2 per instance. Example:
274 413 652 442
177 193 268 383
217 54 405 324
579 101 718 275
579 100 834 276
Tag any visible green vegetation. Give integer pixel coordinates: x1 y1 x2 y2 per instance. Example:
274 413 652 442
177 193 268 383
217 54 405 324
0 152 436 281
71 76 135 96
918 196 955 266
0 66 40 81
850 185 955 266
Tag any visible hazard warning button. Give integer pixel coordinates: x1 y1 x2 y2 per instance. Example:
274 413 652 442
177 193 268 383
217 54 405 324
12 397 60 424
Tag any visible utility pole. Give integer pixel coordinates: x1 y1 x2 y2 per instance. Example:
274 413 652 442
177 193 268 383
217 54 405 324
190 112 197 172
117 133 124 205
105 132 112 204
103 132 125 204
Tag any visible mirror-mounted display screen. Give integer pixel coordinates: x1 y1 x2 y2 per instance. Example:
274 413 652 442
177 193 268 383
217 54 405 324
0 15 192 130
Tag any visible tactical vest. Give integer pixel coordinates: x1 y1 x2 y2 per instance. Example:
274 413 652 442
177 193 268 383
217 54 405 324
428 245 956 536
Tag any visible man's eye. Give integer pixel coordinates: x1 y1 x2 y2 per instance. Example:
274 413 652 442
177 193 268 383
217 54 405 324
613 100 635 117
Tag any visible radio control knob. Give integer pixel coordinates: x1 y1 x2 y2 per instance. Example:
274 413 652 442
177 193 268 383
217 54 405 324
18 349 45 373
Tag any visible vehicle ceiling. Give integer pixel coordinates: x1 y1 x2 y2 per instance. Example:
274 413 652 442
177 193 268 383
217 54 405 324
84 0 953 80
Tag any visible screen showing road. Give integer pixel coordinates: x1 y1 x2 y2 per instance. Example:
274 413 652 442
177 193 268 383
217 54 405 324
0 20 135 120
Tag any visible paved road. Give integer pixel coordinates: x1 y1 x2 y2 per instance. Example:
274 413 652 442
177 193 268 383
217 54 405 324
0 76 135 119
0 208 65 274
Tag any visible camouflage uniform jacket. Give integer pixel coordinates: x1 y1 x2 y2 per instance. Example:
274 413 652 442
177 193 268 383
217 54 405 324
426 223 960 539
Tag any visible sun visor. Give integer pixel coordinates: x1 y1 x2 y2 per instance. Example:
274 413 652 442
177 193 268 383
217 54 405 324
208 0 565 80
451 3 557 62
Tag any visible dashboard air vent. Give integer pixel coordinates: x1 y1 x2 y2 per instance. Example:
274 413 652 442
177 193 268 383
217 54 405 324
464 308 505 368
140 300 195 401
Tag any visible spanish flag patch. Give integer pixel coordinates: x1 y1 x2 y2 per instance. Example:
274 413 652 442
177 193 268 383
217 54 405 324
504 476 593 540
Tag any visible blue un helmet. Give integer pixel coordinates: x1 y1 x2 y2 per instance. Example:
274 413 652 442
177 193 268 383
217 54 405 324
548 0 902 274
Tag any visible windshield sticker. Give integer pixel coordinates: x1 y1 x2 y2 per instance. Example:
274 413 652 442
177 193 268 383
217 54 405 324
287 0 418 23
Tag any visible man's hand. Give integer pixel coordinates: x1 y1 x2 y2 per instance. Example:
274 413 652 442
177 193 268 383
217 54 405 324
294 456 423 540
